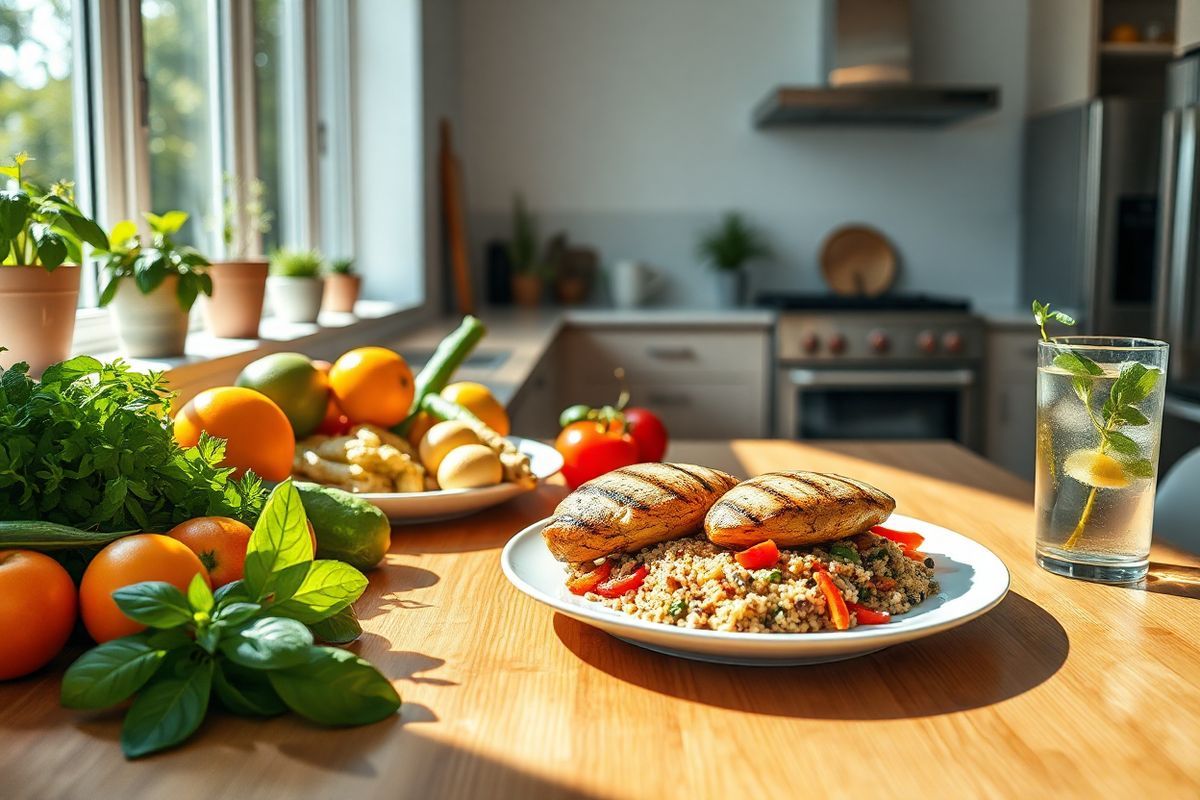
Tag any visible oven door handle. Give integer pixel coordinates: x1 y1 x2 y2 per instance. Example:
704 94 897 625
787 369 976 388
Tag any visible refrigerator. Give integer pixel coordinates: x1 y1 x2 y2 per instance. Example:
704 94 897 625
1158 52 1200 444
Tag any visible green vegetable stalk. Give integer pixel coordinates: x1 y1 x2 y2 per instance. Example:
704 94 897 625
395 315 486 435
60 480 398 759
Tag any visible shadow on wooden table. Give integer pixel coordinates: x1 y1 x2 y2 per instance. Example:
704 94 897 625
394 484 566 555
553 591 1067 719
1138 562 1200 599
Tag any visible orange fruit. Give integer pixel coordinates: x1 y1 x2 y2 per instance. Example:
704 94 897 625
80 534 211 643
441 381 509 436
168 517 253 587
406 411 437 447
0 550 77 680
174 386 294 481
329 347 414 427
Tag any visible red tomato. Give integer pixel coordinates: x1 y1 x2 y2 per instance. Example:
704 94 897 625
623 407 669 462
555 421 639 488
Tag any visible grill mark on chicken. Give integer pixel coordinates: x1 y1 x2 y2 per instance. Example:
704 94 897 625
617 467 687 500
717 499 763 525
552 514 596 532
746 481 802 507
574 483 651 510
657 462 714 492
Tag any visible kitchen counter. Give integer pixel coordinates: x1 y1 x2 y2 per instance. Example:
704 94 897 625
4 440 1199 798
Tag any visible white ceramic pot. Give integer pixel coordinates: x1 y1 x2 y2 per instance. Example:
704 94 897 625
267 276 325 323
110 274 189 358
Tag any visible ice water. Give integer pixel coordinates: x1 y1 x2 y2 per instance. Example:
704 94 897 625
1035 361 1165 583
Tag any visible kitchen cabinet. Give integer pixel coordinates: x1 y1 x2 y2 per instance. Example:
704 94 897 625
983 325 1038 480
1178 0 1200 52
506 338 562 440
559 326 771 439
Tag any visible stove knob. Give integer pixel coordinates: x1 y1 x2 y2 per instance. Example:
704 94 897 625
827 333 847 355
943 331 964 355
868 330 890 354
800 331 820 355
916 330 938 354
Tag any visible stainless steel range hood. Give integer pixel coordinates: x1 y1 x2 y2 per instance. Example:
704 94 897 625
753 0 999 127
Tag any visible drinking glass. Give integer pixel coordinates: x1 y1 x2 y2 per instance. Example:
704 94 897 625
1034 336 1169 583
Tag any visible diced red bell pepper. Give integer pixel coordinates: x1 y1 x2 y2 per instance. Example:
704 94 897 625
871 525 925 549
901 548 932 565
735 539 780 570
594 565 649 598
815 571 850 631
566 560 613 595
847 602 891 625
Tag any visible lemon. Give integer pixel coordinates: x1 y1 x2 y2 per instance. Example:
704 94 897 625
441 381 510 436
1064 450 1130 489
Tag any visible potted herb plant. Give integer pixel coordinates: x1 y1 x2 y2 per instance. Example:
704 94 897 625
267 248 325 323
98 211 212 358
323 257 360 314
509 194 546 307
203 174 273 339
696 212 773 308
0 152 108 374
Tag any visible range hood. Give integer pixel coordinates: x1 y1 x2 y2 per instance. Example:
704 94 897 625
753 0 999 127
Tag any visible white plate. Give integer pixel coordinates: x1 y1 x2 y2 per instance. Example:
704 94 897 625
501 513 1010 666
355 437 562 524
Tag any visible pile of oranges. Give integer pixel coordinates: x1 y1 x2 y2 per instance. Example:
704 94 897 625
173 347 415 481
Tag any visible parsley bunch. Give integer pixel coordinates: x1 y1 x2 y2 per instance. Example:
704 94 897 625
0 355 265 531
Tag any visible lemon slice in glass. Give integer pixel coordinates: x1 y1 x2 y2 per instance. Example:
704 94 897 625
1064 450 1130 489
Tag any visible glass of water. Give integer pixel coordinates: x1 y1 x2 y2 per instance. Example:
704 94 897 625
1035 336 1169 583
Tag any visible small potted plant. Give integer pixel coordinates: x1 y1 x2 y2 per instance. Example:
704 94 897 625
323 257 360 314
203 174 273 339
98 211 212 358
0 152 108 374
267 248 325 323
696 212 773 308
508 194 547 307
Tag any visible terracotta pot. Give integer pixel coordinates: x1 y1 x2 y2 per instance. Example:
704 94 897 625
109 274 190 358
202 260 268 339
0 265 81 375
511 273 543 308
323 273 361 314
555 275 589 305
266 276 325 323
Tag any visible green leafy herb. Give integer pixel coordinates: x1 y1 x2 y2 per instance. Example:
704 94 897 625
829 543 861 565
767 569 783 583
96 211 212 311
269 248 323 278
59 482 395 758
1032 299 1077 342
668 599 687 618
0 356 266 533
697 211 773 272
0 152 108 269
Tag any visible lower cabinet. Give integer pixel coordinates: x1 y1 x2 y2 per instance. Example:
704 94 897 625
984 326 1039 480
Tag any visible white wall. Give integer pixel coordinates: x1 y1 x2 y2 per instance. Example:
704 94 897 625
456 0 1030 309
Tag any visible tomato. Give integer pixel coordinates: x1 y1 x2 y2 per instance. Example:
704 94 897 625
623 407 669 462
555 421 639 488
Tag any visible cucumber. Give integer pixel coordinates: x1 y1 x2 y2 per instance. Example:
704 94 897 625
294 482 391 571
395 315 486 435
0 521 132 550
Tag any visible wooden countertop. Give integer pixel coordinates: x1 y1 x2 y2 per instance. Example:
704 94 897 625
4 441 1199 799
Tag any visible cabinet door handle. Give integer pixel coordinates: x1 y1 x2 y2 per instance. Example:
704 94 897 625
646 391 692 407
645 346 696 361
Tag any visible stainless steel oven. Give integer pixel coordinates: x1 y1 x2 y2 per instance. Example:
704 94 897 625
762 296 984 449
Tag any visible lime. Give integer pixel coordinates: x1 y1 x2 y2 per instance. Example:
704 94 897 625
235 352 329 438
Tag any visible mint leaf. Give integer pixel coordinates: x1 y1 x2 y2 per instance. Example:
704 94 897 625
61 634 166 710
1105 431 1141 458
244 479 313 603
267 647 401 726
1071 375 1092 405
1054 352 1104 377
310 605 363 644
1114 405 1150 426
120 658 213 758
112 581 194 628
218 617 314 670
268 560 368 624
1120 458 1155 479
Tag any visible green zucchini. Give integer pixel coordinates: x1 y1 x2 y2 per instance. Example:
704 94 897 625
395 315 486 435
0 521 133 550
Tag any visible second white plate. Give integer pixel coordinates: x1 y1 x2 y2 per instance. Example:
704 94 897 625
501 513 1010 666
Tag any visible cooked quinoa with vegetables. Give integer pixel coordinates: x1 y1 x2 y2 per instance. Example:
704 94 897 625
565 529 939 633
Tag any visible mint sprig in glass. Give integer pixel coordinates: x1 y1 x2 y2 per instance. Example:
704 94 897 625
1032 301 1168 583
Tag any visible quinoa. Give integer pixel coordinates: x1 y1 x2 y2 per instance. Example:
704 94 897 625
568 532 939 633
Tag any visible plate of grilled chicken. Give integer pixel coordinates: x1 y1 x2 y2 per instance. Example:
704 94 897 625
501 462 1009 666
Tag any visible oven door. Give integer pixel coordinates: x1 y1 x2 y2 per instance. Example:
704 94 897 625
777 368 978 447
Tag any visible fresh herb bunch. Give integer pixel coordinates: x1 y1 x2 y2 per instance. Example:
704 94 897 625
696 212 773 272
61 480 396 759
0 355 265 531
0 152 109 269
328 257 355 276
508 194 547 277
1033 300 1162 548
97 211 213 311
270 248 324 278
221 173 273 259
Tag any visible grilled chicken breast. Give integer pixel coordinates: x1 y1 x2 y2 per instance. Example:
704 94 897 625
542 462 740 563
704 471 894 548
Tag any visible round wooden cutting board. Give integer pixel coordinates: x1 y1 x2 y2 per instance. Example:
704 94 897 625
819 225 897 297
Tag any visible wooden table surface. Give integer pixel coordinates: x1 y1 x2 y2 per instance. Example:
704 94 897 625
4 441 1200 799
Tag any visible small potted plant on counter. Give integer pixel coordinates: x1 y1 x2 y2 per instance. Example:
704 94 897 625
267 248 325 323
509 194 547 307
0 153 109 374
696 211 773 308
323 257 361 314
202 174 273 339
98 211 212 359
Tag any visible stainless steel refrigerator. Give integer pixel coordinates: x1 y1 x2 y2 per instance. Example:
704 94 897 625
1157 53 1200 448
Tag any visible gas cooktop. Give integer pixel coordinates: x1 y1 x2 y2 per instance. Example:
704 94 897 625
757 292 971 312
